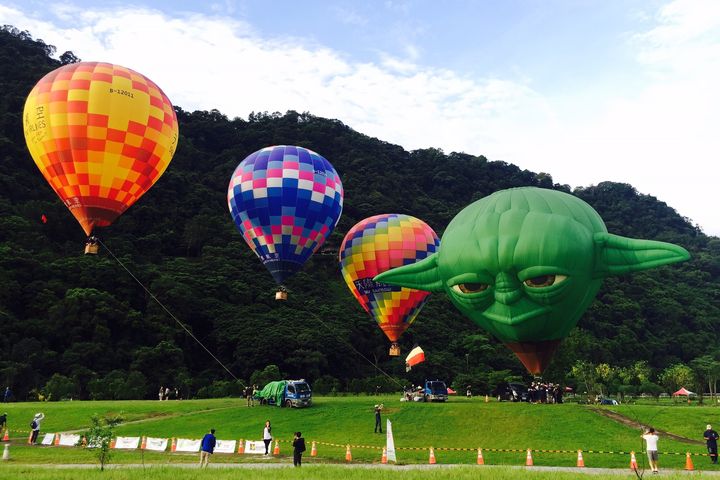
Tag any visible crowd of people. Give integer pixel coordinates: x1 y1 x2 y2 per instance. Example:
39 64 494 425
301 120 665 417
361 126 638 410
158 386 180 401
527 382 564 404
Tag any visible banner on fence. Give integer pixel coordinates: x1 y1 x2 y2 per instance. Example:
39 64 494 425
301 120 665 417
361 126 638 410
174 438 201 453
41 433 55 446
214 439 236 454
144 437 168 452
243 440 267 454
386 419 397 463
114 436 140 449
58 434 81 447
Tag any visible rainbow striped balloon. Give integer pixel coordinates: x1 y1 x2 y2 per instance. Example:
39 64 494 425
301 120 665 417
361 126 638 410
228 145 344 286
339 214 440 355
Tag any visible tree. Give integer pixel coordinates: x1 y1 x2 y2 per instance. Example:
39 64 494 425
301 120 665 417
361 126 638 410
659 364 695 399
250 365 282 388
690 355 720 404
43 373 78 401
80 415 123 471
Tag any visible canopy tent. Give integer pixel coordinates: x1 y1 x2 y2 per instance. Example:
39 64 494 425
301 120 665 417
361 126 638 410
447 387 457 395
672 387 695 396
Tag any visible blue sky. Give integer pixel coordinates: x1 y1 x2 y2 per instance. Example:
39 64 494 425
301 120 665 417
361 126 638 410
2 0 719 235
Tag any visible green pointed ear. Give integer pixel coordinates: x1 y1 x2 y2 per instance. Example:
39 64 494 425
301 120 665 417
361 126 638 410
593 232 690 277
374 253 444 292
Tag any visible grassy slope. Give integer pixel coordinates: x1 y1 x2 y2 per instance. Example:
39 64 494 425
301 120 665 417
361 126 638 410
1 396 718 470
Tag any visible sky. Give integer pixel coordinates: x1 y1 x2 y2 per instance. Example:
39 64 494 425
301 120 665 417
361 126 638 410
2 0 719 236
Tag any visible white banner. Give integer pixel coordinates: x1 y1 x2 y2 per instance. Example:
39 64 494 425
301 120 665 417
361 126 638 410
175 438 201 452
243 440 267 454
386 419 396 462
213 439 236 454
40 433 55 446
144 437 168 452
58 433 81 447
113 436 140 449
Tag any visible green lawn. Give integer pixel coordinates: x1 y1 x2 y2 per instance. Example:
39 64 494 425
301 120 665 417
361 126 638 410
1 395 718 471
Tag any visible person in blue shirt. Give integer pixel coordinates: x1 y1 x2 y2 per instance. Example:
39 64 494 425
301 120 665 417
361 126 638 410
199 428 216 467
704 424 719 464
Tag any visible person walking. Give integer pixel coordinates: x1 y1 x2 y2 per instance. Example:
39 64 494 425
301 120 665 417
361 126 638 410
292 431 306 467
263 420 272 455
642 427 660 474
29 412 44 444
199 428 216 467
704 424 719 464
374 404 383 433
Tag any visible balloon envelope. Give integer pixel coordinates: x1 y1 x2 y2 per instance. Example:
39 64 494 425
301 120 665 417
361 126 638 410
339 214 440 350
23 62 179 236
228 145 344 285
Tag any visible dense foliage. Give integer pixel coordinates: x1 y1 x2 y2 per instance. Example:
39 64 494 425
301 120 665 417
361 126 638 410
1 26 718 400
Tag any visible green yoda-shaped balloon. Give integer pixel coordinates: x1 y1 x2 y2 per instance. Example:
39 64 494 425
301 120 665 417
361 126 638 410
375 187 690 374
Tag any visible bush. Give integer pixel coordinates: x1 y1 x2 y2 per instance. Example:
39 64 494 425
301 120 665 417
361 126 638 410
43 373 78 401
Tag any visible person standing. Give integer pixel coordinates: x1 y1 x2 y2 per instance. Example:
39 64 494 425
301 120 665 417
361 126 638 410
292 431 306 467
199 428 216 467
263 420 272 455
245 385 254 407
158 386 164 401
3 387 10 403
0 412 7 439
642 427 660 474
29 412 44 444
704 424 719 464
374 404 383 433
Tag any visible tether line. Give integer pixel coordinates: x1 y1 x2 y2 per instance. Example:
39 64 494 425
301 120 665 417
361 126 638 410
97 238 240 382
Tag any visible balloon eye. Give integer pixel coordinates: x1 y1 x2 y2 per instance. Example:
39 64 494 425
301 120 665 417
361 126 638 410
452 283 488 294
524 274 567 288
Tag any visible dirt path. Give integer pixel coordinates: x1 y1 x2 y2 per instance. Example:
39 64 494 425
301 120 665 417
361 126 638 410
589 407 703 445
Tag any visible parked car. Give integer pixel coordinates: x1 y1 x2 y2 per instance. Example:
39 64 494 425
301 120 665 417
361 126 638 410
492 382 529 402
599 398 619 405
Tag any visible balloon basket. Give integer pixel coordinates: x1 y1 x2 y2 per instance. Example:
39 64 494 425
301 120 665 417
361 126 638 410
275 290 288 301
84 243 99 255
389 343 401 356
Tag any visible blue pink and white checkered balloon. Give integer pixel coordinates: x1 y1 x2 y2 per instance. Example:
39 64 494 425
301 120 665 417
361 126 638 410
228 145 344 285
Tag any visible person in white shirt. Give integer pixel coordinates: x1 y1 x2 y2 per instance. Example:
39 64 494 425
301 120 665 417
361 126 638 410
642 427 660 474
263 420 272 455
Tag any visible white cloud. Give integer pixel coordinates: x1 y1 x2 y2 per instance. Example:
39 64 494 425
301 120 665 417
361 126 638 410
2 1 718 236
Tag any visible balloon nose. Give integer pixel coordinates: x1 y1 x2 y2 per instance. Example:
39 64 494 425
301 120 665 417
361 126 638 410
494 272 522 305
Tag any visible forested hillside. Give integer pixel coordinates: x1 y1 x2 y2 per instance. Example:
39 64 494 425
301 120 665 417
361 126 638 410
1 26 718 401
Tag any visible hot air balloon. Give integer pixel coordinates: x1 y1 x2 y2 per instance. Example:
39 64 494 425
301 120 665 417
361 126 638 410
339 214 440 355
228 145 344 299
376 187 690 374
23 61 179 254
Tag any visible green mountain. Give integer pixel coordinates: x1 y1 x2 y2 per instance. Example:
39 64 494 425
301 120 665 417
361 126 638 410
1 26 718 401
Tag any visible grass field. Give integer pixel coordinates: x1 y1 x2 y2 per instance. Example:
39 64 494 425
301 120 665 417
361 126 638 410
1 395 719 473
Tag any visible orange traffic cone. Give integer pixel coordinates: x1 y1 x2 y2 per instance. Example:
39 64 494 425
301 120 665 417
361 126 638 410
477 448 485 465
171 437 177 452
54 434 60 446
685 452 694 471
140 436 147 449
630 451 638 470
310 441 317 457
81 436 87 447
273 440 280 455
345 444 352 462
381 446 388 464
237 439 244 454
2 429 8 442
525 448 534 466
577 449 585 467
429 447 437 464
109 437 116 449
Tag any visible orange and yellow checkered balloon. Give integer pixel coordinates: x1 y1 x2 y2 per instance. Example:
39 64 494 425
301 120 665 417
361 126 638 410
23 62 179 236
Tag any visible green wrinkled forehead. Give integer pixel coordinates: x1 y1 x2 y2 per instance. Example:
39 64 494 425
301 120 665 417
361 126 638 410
438 188 607 271
447 187 607 238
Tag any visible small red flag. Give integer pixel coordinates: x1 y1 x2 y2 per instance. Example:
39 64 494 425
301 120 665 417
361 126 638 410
41 214 47 224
